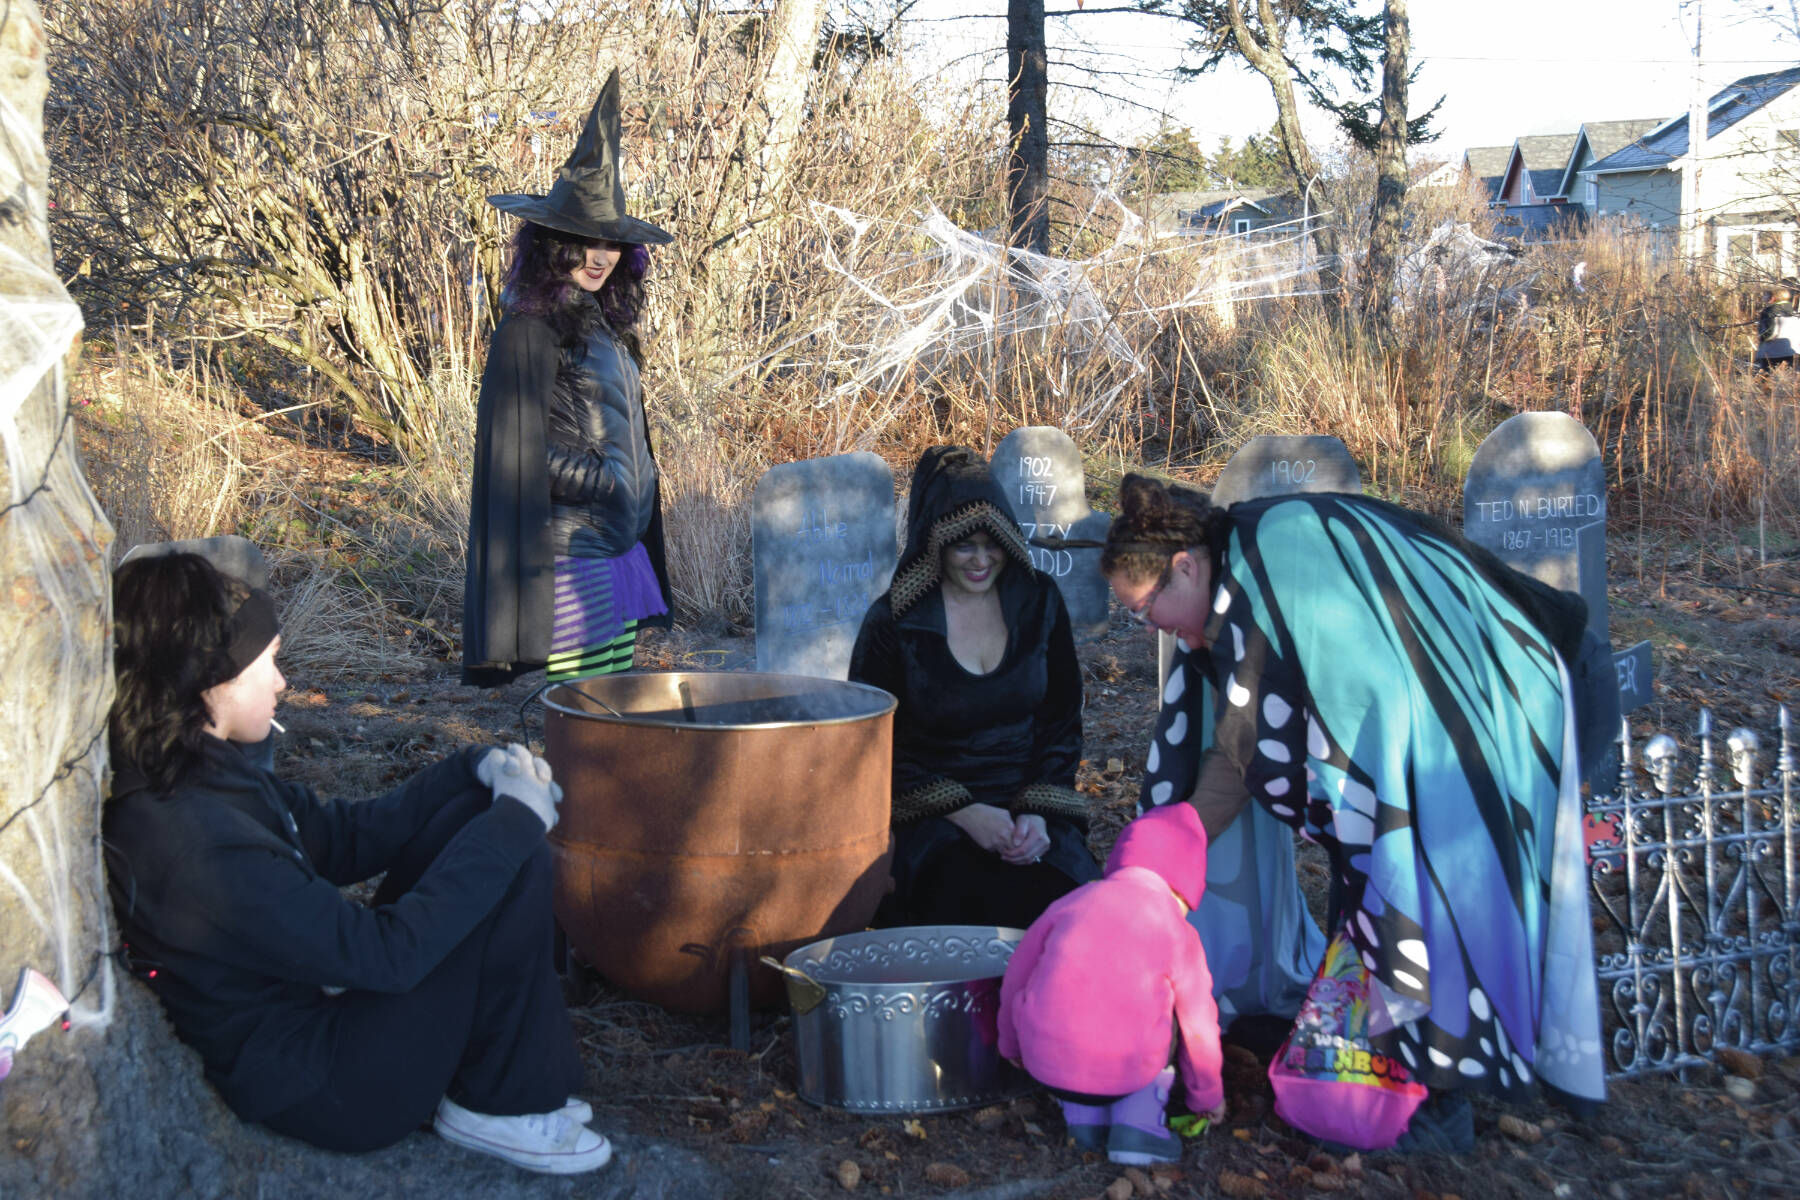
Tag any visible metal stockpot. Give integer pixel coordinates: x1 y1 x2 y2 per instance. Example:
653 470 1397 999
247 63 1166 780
770 926 1032 1113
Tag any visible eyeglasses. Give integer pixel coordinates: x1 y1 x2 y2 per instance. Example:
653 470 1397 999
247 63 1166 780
1125 563 1173 626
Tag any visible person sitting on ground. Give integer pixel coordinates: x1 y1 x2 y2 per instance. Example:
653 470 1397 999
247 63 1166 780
1754 285 1800 370
849 446 1100 930
999 802 1225 1165
103 552 611 1175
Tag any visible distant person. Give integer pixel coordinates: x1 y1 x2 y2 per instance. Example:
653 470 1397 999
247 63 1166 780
1754 285 1800 370
1101 475 1609 1150
105 553 612 1174
463 69 672 687
999 802 1225 1165
849 446 1100 930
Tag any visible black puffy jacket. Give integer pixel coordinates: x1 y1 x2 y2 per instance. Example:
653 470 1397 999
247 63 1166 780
544 320 658 558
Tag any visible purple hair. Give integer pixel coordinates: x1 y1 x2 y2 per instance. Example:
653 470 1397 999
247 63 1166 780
502 222 649 357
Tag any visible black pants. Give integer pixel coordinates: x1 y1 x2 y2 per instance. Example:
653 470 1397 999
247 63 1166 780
262 783 584 1152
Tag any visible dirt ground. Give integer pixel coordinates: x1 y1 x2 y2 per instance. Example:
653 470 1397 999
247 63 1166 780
263 532 1800 1200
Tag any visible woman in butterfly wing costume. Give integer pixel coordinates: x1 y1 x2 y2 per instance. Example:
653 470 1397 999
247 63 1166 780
1105 475 1604 1114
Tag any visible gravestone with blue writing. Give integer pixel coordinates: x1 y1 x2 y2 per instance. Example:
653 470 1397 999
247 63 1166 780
991 427 1112 641
1210 434 1363 510
752 453 897 679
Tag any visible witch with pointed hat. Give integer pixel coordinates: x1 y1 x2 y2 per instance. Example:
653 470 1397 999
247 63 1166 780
464 70 676 687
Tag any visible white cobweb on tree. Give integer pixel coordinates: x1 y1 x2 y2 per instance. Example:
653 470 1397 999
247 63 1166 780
779 196 1330 447
0 78 112 1038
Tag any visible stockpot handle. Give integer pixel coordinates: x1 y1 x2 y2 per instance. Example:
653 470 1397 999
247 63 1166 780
759 956 827 1015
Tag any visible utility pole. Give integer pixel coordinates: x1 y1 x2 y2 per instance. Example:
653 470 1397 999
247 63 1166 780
1681 0 1707 261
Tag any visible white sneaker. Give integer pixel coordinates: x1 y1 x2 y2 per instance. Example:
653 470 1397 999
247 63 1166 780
560 1096 593 1125
434 1096 613 1174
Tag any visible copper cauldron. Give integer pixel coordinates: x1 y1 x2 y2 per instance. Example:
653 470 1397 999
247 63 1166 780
541 672 895 1015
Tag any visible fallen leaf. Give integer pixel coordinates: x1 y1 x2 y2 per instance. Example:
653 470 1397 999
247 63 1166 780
1718 1047 1764 1080
836 1159 862 1191
902 1119 926 1140
1498 1113 1543 1144
924 1163 970 1188
1218 1170 1268 1199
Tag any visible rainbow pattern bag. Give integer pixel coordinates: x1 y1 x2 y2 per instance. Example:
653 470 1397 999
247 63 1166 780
1268 932 1428 1150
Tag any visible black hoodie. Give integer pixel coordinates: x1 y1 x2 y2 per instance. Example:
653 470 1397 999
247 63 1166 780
103 740 542 1120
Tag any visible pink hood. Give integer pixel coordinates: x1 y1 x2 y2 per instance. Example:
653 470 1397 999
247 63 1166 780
1105 802 1209 908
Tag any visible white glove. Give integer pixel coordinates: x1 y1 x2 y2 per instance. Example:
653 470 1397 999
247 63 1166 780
478 743 562 832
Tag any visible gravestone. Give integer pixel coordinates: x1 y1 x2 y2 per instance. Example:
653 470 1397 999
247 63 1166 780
1462 412 1653 790
1612 639 1654 713
1210 434 1363 510
752 453 897 680
991 427 1111 640
1462 412 1609 636
119 534 270 588
1158 435 1364 686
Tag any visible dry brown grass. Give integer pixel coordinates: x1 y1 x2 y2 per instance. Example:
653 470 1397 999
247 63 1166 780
58 4 1799 674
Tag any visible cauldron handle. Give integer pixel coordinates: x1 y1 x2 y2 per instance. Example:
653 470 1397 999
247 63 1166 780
759 956 827 1016
522 680 626 749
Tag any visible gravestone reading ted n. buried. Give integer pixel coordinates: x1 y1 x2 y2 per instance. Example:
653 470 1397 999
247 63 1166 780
752 453 897 679
1461 412 1654 764
992 427 1111 640
1462 411 1609 636
1210 434 1363 510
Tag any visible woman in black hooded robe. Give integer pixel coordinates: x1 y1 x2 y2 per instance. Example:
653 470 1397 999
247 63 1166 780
849 446 1100 929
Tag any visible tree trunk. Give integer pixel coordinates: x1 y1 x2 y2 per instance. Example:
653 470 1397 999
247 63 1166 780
0 7 284 1192
1223 0 1344 293
1005 0 1050 255
1364 0 1410 340
0 0 118 1186
709 0 829 266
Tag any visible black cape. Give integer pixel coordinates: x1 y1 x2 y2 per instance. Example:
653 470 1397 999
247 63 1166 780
462 311 671 688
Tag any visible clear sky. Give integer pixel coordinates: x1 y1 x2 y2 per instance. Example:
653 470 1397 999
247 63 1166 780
900 0 1800 161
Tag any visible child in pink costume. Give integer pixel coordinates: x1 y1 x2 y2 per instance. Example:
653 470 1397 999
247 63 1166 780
998 802 1224 1164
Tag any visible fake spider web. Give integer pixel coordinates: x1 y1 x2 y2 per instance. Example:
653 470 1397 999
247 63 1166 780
0 82 113 1040
788 196 1334 444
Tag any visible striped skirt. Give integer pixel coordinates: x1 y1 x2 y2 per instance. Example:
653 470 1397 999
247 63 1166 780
547 542 668 681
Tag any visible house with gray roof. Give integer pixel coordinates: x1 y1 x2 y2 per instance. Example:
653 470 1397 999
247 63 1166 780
1460 146 1511 204
1580 65 1800 274
1497 134 1581 206
1145 188 1301 238
1557 119 1663 212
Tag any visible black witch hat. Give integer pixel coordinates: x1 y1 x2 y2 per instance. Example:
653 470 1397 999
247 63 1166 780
487 69 673 246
